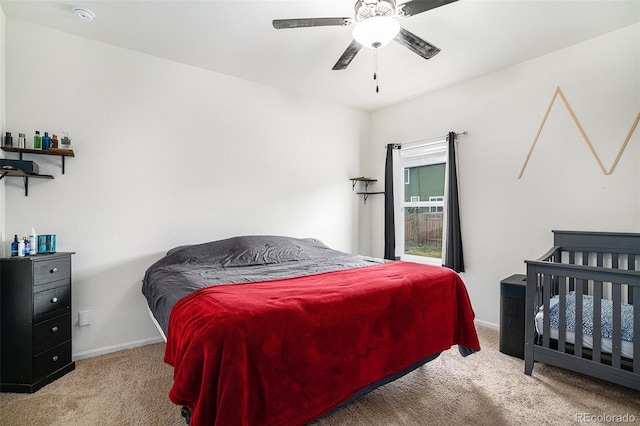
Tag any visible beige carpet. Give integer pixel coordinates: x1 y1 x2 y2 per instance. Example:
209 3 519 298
2 326 639 425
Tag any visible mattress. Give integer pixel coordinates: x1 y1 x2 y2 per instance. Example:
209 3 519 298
535 292 634 359
142 235 386 336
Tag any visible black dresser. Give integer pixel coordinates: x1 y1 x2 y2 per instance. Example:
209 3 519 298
1 252 75 392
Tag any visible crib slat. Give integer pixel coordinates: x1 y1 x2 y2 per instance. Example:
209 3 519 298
634 289 639 373
558 276 567 352
568 252 576 292
629 254 635 305
543 274 551 348
592 284 603 363
574 279 583 357
611 284 622 369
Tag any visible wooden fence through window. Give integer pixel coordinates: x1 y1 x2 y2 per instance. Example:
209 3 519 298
405 212 443 247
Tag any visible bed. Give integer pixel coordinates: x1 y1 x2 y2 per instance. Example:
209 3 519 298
524 230 640 390
142 235 480 426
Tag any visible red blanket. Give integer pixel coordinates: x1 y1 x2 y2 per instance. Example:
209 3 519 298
165 261 480 426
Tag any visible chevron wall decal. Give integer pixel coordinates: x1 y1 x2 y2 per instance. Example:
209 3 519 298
518 86 640 179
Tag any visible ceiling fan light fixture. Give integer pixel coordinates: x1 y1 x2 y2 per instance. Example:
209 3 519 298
352 16 400 49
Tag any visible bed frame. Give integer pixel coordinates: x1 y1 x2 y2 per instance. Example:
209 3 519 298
524 230 640 390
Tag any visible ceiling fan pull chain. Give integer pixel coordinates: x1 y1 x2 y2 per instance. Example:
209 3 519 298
374 47 379 93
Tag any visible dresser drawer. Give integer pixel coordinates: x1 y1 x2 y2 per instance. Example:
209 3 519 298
34 283 70 319
34 257 71 286
34 314 71 353
33 341 72 380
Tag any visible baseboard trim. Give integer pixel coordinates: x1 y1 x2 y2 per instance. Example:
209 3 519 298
72 335 164 361
475 319 499 330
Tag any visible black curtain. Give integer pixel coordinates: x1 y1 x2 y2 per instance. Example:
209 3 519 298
443 132 464 272
384 144 395 260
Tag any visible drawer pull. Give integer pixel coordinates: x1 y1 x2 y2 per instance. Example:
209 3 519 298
50 267 58 273
51 297 58 303
52 355 59 362
51 326 59 333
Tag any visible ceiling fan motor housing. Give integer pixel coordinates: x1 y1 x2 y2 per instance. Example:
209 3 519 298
354 0 396 22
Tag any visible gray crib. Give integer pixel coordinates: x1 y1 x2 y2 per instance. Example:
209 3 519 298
524 230 639 390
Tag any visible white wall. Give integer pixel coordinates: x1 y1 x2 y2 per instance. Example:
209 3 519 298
367 23 640 327
1 6 6 245
4 18 370 357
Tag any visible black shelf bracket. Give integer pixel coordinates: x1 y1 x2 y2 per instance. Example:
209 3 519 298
17 150 67 174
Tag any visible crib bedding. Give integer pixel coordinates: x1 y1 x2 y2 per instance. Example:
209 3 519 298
143 235 480 426
534 292 635 359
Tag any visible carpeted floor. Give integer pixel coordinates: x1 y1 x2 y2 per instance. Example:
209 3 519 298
1 326 639 425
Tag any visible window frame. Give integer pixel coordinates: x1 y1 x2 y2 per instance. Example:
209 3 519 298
395 139 449 266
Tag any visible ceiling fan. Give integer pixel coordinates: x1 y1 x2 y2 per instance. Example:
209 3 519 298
273 0 458 71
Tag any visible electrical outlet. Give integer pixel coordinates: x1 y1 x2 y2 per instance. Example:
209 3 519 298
78 310 91 326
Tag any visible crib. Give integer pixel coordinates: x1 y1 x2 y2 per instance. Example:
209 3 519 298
524 230 640 390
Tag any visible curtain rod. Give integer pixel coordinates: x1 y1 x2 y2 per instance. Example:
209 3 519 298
387 131 468 149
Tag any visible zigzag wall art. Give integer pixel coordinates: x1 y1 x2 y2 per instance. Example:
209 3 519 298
518 86 640 179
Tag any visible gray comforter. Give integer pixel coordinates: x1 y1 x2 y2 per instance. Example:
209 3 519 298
142 235 385 335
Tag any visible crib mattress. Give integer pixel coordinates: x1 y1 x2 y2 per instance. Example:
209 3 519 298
535 294 634 359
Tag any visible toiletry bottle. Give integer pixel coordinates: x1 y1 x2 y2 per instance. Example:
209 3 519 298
61 132 71 149
18 238 25 257
23 236 30 256
34 131 42 149
18 133 26 148
11 235 19 256
29 228 38 255
3 132 13 147
42 132 51 150
52 134 58 149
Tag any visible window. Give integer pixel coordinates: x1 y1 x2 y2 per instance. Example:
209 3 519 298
396 139 448 264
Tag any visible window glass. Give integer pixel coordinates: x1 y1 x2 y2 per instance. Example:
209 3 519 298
399 140 447 262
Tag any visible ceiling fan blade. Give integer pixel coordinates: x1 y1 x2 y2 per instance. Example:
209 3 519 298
398 0 458 17
394 28 441 60
273 17 353 29
332 40 362 70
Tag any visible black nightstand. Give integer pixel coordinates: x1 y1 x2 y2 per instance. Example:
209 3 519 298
0 252 76 392
499 274 527 359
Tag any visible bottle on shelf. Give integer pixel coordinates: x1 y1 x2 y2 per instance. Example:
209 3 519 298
17 238 25 257
3 132 13 147
18 133 26 148
42 132 52 150
29 228 38 255
52 134 59 149
34 131 42 150
60 132 72 150
11 235 19 256
23 236 30 256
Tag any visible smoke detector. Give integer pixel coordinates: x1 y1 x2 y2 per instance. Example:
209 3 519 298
72 7 95 22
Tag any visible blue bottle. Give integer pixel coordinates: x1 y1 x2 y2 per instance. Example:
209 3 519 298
11 235 19 256
23 236 30 256
42 132 52 150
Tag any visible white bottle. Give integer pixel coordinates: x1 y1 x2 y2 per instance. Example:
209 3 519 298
18 239 25 257
29 228 38 255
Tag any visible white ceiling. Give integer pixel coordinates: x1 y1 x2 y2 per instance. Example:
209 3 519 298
1 1 639 112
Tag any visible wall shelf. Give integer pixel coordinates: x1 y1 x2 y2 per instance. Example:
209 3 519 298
349 176 377 191
1 147 75 196
350 177 384 204
2 147 75 174
356 191 385 204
